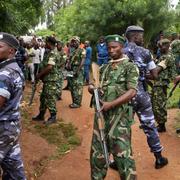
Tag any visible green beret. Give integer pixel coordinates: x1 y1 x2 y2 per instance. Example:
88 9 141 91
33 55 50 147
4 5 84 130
105 34 125 44
0 32 19 50
159 38 170 45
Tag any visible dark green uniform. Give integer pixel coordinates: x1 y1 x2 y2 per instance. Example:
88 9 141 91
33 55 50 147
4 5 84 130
91 57 139 180
152 53 177 124
39 49 59 115
56 49 66 99
68 47 85 106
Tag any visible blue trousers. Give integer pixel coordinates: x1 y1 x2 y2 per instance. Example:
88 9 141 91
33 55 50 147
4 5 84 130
84 64 90 82
0 120 26 180
97 57 108 66
132 82 163 153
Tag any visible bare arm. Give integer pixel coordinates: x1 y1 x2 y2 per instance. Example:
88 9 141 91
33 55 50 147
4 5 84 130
36 64 53 80
0 96 6 109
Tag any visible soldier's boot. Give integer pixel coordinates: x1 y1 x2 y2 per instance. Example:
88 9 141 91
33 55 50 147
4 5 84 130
109 160 118 171
157 123 166 133
69 103 81 108
44 113 57 125
32 111 45 121
154 152 168 169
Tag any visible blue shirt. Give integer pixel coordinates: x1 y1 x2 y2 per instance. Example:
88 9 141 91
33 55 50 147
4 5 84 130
84 46 92 65
96 43 108 58
123 42 156 81
0 59 24 121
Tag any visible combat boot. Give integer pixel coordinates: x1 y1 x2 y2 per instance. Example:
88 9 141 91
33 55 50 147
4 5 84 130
32 111 45 121
157 123 166 133
44 113 56 125
154 152 168 169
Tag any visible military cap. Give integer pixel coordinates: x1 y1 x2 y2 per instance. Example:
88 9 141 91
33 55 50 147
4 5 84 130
125 25 144 34
105 34 125 44
70 36 80 43
0 32 19 50
46 36 57 45
159 38 170 46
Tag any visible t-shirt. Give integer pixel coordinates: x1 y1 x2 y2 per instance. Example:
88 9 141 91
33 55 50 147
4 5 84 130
32 48 41 64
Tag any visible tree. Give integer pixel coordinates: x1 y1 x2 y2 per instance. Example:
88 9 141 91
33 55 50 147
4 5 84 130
0 0 43 35
54 0 176 45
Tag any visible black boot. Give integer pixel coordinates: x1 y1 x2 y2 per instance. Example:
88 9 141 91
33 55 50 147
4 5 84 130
32 111 45 121
154 152 168 169
157 123 166 133
109 160 118 171
44 113 56 125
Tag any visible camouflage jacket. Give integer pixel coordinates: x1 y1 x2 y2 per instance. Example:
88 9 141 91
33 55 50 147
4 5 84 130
154 52 177 86
69 47 86 72
55 49 66 71
41 49 59 82
171 39 180 56
100 57 139 115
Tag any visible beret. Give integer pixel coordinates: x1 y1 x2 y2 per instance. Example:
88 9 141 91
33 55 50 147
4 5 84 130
105 34 125 44
46 36 57 45
125 25 144 34
0 32 19 50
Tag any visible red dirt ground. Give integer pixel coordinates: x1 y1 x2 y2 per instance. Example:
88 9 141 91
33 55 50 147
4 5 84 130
21 83 180 180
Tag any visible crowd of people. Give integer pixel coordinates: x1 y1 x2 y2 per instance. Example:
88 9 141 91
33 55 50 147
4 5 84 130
0 25 179 179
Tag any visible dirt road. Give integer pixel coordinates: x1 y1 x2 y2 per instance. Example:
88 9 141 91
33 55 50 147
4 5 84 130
21 85 180 180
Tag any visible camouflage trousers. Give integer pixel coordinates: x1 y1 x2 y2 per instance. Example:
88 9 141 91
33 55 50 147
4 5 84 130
151 86 167 124
90 107 136 180
0 120 26 180
57 73 64 98
68 71 84 106
40 82 58 114
132 82 163 153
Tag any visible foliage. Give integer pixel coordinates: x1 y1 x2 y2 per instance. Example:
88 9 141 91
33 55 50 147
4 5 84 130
54 0 176 45
35 29 56 37
0 0 43 35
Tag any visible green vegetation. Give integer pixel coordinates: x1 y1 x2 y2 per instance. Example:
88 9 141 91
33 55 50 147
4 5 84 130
167 83 180 109
53 0 178 44
0 0 43 35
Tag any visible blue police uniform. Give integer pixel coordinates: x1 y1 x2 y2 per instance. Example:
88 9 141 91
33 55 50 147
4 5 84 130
96 43 109 66
0 58 26 179
84 46 92 83
123 42 163 153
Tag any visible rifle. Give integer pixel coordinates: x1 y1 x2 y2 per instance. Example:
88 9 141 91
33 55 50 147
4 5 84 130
91 62 109 168
28 81 37 106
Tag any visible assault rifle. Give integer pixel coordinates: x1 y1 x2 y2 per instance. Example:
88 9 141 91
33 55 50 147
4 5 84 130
91 62 109 168
28 81 37 106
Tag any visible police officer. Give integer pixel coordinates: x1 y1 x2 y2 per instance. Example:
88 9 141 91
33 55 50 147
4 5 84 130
0 32 26 179
89 35 138 180
122 25 168 169
32 36 59 125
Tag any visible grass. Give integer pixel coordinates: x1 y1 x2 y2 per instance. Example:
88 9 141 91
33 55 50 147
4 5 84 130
20 87 81 178
166 83 180 109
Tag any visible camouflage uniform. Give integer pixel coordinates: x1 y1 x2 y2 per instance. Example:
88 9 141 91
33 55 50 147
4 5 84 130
91 58 139 180
68 47 85 106
39 49 59 115
152 53 177 124
0 59 26 179
171 39 180 74
123 42 163 153
56 49 66 99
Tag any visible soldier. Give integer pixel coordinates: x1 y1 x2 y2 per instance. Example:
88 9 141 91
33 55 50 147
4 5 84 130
152 39 177 132
89 35 139 180
120 25 168 169
66 36 86 108
32 36 59 125
56 40 66 100
0 32 26 179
